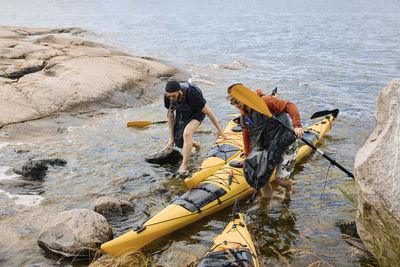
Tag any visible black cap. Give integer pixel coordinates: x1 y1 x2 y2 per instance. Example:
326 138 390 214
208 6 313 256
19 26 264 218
165 81 181 92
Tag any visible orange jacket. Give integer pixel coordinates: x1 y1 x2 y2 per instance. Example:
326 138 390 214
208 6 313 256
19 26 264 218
241 90 302 156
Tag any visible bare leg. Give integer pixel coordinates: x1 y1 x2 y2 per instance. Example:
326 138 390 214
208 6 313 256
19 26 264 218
260 181 273 199
275 178 292 199
178 120 200 175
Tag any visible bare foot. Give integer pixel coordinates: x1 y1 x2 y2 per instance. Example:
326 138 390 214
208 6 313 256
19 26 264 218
192 141 200 153
178 167 189 176
284 189 292 200
275 179 292 198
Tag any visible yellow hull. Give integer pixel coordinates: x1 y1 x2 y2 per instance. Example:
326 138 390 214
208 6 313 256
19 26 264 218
101 115 335 256
196 211 259 266
185 118 244 188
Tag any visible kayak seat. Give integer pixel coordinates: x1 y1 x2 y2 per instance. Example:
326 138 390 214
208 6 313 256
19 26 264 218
231 126 243 132
232 116 241 124
173 183 227 213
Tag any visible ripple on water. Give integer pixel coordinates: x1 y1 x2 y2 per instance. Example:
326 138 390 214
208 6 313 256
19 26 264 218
0 166 44 206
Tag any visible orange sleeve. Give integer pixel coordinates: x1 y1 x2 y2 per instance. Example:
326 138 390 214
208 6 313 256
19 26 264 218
262 95 302 128
240 110 251 156
242 127 251 157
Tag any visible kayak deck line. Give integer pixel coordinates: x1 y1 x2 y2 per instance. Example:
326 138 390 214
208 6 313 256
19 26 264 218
100 113 337 256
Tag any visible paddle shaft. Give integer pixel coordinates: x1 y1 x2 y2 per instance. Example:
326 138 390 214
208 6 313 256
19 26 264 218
127 120 167 127
272 116 355 179
230 84 354 179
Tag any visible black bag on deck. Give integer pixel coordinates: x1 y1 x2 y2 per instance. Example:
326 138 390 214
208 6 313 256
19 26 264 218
243 112 296 190
243 139 288 190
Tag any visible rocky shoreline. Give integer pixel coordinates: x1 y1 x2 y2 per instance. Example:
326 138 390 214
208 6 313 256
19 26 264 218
0 25 185 260
0 25 183 139
1 24 400 265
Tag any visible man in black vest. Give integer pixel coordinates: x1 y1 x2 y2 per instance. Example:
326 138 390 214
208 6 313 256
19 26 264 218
164 81 227 176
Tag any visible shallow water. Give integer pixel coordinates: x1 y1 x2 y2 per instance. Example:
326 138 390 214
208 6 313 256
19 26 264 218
1 0 400 266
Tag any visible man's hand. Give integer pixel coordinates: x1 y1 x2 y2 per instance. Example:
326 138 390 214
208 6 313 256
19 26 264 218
294 127 304 139
235 159 244 165
217 130 228 140
163 139 174 151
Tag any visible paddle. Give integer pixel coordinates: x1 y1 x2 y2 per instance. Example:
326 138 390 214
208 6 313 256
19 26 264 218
310 109 339 119
126 120 167 128
231 84 354 179
270 87 278 96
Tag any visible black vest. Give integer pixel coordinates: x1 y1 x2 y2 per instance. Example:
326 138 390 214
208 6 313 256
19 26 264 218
170 83 195 123
170 83 204 148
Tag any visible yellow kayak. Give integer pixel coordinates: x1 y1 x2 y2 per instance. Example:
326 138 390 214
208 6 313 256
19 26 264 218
185 117 243 189
185 88 278 189
101 111 337 256
195 200 260 267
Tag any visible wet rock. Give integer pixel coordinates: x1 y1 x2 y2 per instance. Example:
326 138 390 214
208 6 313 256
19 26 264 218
37 209 113 258
145 147 183 165
94 196 135 220
13 158 67 180
354 79 400 254
0 25 181 130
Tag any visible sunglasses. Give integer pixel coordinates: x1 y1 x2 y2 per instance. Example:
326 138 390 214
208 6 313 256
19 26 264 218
230 99 240 106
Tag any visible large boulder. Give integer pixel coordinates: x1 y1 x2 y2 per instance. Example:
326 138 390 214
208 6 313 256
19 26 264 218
37 209 113 257
0 25 180 128
354 79 400 253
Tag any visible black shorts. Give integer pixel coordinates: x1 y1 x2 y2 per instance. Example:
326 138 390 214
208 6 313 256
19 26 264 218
174 113 205 148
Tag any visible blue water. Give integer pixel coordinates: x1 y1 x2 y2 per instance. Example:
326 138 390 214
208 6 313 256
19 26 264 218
1 0 399 266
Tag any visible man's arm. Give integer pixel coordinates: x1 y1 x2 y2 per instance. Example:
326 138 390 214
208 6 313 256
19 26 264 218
201 104 227 139
163 109 175 150
262 96 304 139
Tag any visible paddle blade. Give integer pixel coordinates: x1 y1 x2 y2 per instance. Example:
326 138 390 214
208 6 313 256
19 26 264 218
270 87 278 96
231 84 272 117
126 121 153 128
310 109 339 119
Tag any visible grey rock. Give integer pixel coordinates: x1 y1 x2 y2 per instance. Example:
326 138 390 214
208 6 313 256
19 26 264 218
37 209 113 257
94 196 135 219
13 158 66 180
145 147 183 165
354 79 400 255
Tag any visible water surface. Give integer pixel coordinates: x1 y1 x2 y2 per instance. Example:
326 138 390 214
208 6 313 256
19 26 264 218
1 0 399 265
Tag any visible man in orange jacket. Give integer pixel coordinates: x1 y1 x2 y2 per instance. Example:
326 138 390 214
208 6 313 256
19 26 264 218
227 83 303 199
